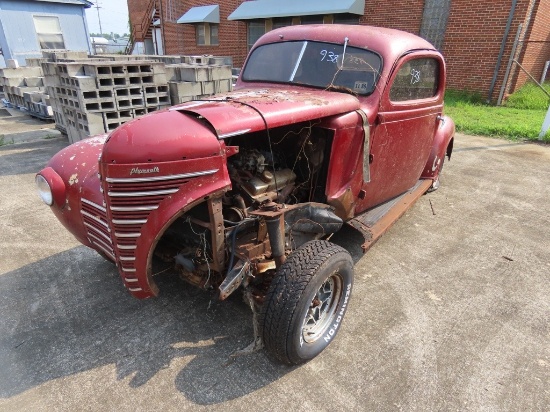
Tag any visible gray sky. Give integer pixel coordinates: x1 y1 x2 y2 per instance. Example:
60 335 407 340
85 0 130 35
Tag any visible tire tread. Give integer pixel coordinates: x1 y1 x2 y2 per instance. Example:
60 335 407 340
259 240 352 364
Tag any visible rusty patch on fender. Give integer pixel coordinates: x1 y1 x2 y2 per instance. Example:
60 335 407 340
328 187 355 221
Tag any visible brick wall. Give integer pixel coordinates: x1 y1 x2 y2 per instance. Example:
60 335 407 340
127 0 549 99
513 0 550 87
127 0 153 41
176 1 248 67
442 0 532 101
126 0 144 27
361 0 424 34
138 0 249 66
129 0 426 68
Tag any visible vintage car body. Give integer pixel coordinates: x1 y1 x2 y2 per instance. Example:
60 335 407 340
36 25 454 364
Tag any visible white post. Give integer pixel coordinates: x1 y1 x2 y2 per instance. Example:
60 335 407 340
541 61 550 84
540 105 550 140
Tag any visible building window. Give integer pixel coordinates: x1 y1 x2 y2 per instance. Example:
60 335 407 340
272 18 292 30
300 16 324 25
196 23 219 46
333 14 360 25
196 24 206 45
248 20 265 50
33 16 65 49
390 58 440 102
210 24 219 45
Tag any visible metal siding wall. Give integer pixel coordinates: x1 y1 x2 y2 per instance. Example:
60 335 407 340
0 0 90 65
0 16 12 64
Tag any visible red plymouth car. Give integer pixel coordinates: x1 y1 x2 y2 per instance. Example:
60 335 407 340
36 25 454 364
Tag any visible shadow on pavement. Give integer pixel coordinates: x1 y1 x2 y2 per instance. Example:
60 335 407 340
330 224 367 264
0 138 68 177
452 142 526 152
0 246 290 404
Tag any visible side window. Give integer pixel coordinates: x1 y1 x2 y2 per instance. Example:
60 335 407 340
300 16 324 24
333 14 360 25
272 18 292 30
389 58 439 102
248 21 266 51
33 16 65 50
195 23 219 46
196 24 206 45
210 24 219 45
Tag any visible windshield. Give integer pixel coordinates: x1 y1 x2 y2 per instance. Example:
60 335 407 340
241 41 382 95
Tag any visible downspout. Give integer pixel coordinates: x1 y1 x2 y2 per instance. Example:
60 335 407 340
159 0 166 56
487 0 517 103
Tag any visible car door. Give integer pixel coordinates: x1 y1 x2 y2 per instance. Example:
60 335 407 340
358 51 445 211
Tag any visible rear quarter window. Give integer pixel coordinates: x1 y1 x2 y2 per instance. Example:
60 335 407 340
389 58 439 102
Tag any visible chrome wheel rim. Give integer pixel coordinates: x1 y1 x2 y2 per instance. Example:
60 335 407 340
301 274 342 343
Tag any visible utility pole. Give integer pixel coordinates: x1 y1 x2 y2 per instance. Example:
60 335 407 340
95 1 103 35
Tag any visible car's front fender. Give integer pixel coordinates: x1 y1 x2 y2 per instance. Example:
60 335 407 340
122 167 230 299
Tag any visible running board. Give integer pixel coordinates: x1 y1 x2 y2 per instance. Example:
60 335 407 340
347 179 432 253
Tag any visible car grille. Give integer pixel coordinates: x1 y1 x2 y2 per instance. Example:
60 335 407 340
80 198 115 260
103 169 219 292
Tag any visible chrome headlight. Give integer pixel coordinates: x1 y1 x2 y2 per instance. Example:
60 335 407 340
36 174 53 206
36 168 66 207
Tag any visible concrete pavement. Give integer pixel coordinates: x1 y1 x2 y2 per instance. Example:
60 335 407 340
0 105 61 145
0 133 548 411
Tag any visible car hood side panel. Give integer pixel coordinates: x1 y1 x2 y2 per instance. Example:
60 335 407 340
171 88 362 137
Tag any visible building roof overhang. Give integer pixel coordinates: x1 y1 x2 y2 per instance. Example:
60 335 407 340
228 0 364 21
32 0 94 8
177 5 220 24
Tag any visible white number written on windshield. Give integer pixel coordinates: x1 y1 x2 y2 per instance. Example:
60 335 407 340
320 50 339 63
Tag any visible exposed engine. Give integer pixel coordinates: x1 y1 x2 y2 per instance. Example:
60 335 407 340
155 122 340 295
227 148 296 204
224 122 330 211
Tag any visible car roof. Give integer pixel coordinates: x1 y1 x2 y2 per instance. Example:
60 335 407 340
254 24 437 66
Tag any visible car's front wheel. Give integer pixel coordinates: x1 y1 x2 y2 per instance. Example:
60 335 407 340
260 240 354 365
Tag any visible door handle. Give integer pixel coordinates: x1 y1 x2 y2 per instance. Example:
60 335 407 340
437 115 445 126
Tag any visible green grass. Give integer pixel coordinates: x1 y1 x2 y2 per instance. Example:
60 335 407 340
444 86 549 142
505 81 550 110
0 135 11 146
